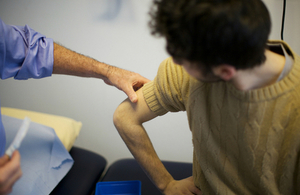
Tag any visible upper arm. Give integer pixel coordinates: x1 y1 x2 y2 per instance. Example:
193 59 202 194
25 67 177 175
113 88 157 128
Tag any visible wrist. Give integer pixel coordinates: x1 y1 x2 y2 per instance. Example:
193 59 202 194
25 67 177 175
157 176 175 192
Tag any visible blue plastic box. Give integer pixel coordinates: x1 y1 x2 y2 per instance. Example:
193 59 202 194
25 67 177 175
95 180 141 195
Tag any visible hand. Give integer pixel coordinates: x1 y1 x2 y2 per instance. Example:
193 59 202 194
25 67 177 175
105 66 150 103
163 176 202 195
52 43 150 102
0 151 22 195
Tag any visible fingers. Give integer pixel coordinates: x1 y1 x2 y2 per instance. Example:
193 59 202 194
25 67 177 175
163 177 202 195
129 93 138 103
124 78 150 103
191 187 202 195
139 77 151 85
0 155 9 167
106 66 150 103
0 151 22 195
186 176 202 195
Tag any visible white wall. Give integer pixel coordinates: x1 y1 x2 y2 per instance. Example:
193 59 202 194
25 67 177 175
263 0 300 51
0 0 299 166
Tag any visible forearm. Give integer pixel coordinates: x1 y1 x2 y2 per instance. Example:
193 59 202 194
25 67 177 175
113 95 174 192
52 43 111 80
118 123 174 191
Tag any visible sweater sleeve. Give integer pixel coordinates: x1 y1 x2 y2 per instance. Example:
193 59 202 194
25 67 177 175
0 18 54 80
143 57 191 116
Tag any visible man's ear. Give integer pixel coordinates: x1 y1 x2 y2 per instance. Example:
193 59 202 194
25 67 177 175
213 65 237 81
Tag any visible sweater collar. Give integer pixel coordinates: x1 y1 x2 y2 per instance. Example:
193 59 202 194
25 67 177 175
227 41 300 102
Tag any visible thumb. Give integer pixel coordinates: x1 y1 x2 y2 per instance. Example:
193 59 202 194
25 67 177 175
128 92 138 103
123 86 138 103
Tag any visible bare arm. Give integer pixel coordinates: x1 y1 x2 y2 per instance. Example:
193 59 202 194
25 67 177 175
52 43 150 102
113 89 201 195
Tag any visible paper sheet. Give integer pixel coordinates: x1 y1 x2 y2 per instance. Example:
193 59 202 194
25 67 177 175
3 115 74 195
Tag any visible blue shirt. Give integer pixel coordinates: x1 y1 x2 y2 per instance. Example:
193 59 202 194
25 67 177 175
0 18 54 156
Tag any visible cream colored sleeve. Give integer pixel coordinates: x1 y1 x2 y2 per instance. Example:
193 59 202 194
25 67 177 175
143 57 191 115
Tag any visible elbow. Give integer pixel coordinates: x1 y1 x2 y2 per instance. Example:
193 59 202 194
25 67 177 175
113 103 123 131
113 99 132 133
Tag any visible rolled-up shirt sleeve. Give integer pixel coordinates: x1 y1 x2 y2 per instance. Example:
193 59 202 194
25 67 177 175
0 18 54 80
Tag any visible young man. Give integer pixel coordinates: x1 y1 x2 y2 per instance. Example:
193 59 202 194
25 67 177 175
0 18 149 195
113 0 300 194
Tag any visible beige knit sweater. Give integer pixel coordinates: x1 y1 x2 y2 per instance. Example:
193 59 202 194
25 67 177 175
143 41 300 195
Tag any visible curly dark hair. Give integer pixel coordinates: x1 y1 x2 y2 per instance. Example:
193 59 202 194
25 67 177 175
149 0 271 70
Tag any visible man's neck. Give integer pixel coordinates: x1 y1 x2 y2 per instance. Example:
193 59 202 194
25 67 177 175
231 49 286 91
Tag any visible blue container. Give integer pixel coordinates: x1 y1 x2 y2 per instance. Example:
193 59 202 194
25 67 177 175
95 180 141 195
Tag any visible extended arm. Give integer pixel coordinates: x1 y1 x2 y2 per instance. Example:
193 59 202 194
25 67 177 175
113 89 201 195
0 18 149 102
53 43 150 102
